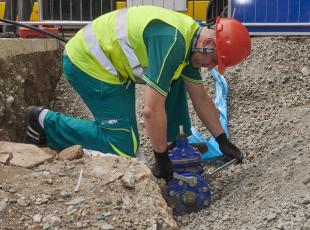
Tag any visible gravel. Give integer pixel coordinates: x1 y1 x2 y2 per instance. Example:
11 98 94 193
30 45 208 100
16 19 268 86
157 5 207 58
51 37 310 229
1 37 309 229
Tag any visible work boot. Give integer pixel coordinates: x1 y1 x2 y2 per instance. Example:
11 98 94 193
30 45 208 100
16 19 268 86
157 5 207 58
24 106 47 146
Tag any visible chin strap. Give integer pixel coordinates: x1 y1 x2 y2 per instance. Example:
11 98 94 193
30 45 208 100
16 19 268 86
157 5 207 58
191 27 202 51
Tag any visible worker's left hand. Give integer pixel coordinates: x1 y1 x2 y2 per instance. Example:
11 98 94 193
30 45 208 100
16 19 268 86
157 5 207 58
216 133 243 163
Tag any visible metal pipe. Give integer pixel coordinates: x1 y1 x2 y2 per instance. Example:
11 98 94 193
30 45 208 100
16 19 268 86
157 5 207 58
0 20 90 26
0 18 68 42
80 0 83 20
90 0 92 20
276 0 278 22
60 0 63 20
80 0 82 21
228 0 232 18
38 0 44 20
51 0 54 20
287 0 290 23
250 32 310 36
70 0 72 20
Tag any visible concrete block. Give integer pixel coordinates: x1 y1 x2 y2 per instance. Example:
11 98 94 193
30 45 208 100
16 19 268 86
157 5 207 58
0 142 53 168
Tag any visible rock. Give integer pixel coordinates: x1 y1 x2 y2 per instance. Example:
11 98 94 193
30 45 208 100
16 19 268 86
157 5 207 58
8 199 17 204
42 223 50 230
41 147 58 158
100 222 115 230
302 176 310 185
66 197 86 205
45 215 61 227
60 191 70 198
0 152 11 164
67 204 77 215
83 221 90 228
45 178 53 185
83 157 176 228
5 95 14 106
58 145 84 161
301 67 310 76
303 221 310 230
33 214 42 223
277 220 286 229
29 224 41 230
35 197 49 205
0 201 7 212
302 198 310 205
0 142 53 168
17 198 30 207
122 170 135 189
76 222 83 228
96 213 106 221
267 212 277 221
8 188 16 194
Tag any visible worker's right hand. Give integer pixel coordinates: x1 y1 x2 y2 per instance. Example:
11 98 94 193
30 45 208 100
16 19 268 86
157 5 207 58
151 148 173 183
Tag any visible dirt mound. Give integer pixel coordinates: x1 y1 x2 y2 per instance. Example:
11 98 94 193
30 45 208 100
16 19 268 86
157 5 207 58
0 152 177 229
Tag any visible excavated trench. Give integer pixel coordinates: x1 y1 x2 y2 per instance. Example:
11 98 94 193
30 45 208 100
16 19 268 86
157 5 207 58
0 37 310 229
0 39 62 142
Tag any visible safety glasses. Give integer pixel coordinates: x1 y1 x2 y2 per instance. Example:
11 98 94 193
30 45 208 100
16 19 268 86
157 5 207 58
191 47 215 53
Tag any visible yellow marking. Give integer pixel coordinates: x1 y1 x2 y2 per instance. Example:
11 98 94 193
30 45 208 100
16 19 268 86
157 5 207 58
109 142 132 158
0 1 39 20
115 1 210 21
30 2 39 21
116 2 127 10
0 2 5 19
131 129 138 154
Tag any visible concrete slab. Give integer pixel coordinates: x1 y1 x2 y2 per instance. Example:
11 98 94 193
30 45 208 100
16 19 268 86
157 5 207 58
0 142 53 168
0 38 60 59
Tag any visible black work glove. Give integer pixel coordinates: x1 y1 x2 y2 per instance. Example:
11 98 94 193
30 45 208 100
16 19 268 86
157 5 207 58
216 133 243 163
151 148 173 183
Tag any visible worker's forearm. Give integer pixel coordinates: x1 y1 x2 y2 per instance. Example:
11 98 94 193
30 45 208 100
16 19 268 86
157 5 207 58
193 93 224 138
144 108 168 153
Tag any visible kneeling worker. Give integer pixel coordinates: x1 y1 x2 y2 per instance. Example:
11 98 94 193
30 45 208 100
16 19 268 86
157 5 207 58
24 6 251 181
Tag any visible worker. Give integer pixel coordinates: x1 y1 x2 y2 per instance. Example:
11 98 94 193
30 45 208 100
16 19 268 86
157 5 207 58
24 6 251 182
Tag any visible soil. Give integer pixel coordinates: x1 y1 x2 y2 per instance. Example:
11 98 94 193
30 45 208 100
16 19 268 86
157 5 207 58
0 37 310 229
0 50 61 142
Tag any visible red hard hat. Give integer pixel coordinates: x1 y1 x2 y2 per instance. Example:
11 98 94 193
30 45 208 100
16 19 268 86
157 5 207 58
216 17 251 74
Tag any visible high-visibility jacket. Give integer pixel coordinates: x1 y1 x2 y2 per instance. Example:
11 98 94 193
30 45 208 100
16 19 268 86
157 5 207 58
65 6 199 85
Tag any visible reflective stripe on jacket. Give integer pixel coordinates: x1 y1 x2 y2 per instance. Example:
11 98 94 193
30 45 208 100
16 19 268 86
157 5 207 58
65 6 199 84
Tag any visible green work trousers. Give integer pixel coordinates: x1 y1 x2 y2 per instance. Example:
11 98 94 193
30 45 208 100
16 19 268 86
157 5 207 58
43 54 191 157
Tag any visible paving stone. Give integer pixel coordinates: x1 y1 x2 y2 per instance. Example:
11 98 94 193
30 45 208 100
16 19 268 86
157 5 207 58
0 142 52 168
